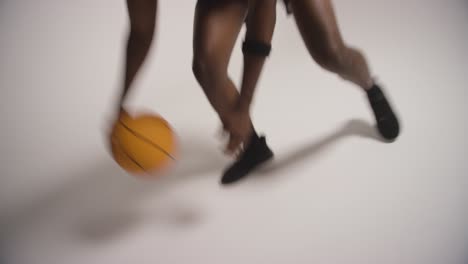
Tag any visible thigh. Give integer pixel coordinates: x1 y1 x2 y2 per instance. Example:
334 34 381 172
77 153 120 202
289 0 344 55
193 0 248 70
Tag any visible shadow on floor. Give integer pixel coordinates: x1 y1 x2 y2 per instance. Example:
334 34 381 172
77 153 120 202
2 120 384 245
2 132 226 245
255 119 384 177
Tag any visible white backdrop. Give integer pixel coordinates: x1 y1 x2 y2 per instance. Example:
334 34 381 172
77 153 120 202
1 0 468 263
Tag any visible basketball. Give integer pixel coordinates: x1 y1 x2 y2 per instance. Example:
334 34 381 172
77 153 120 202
110 111 177 176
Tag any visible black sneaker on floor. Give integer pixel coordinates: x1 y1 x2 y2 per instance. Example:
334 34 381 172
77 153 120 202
367 84 400 141
221 136 274 185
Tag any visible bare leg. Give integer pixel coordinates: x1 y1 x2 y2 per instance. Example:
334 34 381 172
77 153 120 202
289 0 373 90
192 0 277 184
108 0 157 152
289 0 400 140
118 0 157 108
192 0 248 119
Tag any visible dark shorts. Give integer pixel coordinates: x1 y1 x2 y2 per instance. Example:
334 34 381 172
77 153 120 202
198 0 292 14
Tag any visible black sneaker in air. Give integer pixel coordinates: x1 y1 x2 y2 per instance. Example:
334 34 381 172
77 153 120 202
221 136 274 185
367 84 400 140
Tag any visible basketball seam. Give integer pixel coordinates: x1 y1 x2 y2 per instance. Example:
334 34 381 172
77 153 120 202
118 120 176 160
115 139 147 173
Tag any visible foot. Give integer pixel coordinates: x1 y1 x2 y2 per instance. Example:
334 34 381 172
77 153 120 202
221 136 274 185
367 84 400 140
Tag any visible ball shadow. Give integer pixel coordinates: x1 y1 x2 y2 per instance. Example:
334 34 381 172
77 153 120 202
3 133 226 245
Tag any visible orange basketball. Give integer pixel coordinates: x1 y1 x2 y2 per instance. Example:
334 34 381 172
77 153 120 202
110 111 177 176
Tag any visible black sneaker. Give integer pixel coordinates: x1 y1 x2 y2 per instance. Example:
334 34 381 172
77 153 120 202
221 136 274 185
367 85 400 140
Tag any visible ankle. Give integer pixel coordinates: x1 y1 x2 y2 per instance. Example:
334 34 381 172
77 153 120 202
366 84 383 100
362 78 375 91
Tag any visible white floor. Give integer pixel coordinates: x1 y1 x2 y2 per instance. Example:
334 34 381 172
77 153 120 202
1 0 468 263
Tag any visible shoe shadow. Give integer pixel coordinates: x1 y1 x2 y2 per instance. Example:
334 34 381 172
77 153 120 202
257 119 383 176
2 132 226 246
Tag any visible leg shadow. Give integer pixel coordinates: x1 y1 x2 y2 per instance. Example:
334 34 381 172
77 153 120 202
258 119 383 175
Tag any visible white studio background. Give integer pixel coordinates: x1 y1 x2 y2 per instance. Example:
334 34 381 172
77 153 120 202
1 0 468 264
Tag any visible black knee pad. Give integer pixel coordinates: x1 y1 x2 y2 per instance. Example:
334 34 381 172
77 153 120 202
242 39 271 57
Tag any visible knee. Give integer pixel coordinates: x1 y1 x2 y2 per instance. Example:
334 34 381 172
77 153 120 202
192 56 206 84
192 50 224 84
313 39 346 73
